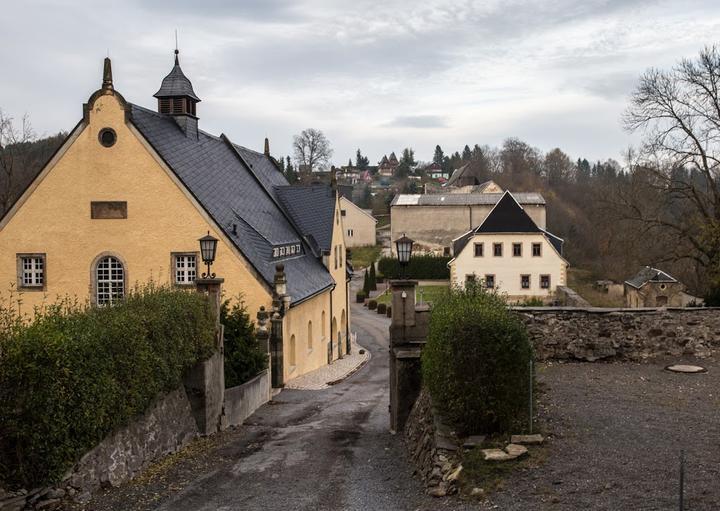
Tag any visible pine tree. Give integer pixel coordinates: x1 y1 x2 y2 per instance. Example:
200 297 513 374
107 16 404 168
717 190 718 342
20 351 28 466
462 145 472 161
348 158 352 168
369 263 377 291
433 145 444 165
363 269 371 295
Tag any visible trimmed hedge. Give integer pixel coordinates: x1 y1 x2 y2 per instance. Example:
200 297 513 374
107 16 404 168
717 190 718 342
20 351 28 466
422 286 533 436
356 292 366 303
0 286 215 488
222 298 267 389
377 303 387 314
377 255 451 280
368 300 377 310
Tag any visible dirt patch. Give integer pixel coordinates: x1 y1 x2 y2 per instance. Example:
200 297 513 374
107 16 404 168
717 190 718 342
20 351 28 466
481 356 720 510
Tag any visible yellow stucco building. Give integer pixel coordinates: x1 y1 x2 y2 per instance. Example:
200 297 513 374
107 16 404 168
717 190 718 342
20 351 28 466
0 54 350 386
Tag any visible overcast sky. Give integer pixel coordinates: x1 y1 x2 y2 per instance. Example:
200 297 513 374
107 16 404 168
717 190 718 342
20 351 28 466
2 0 720 165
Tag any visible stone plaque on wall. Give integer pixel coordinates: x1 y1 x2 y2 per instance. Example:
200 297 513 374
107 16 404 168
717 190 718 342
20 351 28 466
91 201 127 219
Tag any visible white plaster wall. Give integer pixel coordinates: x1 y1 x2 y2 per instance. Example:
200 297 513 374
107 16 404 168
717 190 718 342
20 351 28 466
450 233 567 298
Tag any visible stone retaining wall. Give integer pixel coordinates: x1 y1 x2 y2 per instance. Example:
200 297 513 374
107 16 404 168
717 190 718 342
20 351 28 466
0 387 199 510
515 307 720 361
223 370 271 427
404 389 463 497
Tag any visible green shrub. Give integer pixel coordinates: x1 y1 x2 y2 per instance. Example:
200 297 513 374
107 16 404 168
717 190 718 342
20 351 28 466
377 255 451 279
377 303 387 314
386 305 392 318
516 297 545 307
222 298 267 388
363 269 371 295
356 292 366 303
0 285 215 489
422 286 533 436
368 299 377 310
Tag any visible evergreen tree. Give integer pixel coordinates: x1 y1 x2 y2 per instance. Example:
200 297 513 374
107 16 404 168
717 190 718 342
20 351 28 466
433 145 444 165
285 156 298 184
462 144 472 161
369 262 377 291
401 147 416 166
356 149 369 170
363 269 371 295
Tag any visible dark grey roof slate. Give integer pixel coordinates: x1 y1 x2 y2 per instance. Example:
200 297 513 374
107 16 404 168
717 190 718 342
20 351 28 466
476 192 542 234
452 192 565 257
624 267 678 289
128 103 333 303
153 55 201 101
275 185 336 253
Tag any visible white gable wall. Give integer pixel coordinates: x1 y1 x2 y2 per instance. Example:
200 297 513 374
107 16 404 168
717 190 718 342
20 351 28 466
450 232 568 299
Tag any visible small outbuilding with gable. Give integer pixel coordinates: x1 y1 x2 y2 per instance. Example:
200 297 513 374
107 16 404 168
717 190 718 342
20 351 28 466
624 267 685 307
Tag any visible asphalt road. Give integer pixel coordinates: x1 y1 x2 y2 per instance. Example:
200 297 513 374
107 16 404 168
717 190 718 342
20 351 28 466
85 300 474 511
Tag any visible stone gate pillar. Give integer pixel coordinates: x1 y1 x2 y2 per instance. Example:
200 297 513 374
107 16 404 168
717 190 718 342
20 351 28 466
389 279 430 433
184 278 226 435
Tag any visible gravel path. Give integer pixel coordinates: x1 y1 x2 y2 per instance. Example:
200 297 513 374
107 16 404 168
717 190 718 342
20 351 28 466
483 357 720 510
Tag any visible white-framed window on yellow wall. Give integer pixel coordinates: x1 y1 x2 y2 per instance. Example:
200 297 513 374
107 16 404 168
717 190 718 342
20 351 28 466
96 256 125 306
173 253 197 285
17 253 46 290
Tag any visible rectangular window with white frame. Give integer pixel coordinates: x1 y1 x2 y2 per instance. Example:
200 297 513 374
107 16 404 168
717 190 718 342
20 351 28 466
513 243 522 257
493 243 503 257
532 243 542 257
474 243 483 257
17 253 46 290
173 253 198 285
485 274 495 289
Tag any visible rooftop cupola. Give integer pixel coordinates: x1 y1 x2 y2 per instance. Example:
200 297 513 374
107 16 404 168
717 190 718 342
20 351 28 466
154 49 200 115
154 49 200 137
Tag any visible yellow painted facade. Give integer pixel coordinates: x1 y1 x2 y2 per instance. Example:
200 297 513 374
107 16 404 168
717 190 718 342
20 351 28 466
0 85 349 384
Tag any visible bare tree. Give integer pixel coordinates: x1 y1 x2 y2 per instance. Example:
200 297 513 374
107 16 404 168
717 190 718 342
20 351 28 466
623 45 720 290
0 110 36 214
292 128 332 177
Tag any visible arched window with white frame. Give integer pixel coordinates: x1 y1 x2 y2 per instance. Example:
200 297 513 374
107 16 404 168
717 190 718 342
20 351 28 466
95 255 125 305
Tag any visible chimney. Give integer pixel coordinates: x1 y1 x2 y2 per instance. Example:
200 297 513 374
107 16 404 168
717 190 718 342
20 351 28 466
264 137 270 156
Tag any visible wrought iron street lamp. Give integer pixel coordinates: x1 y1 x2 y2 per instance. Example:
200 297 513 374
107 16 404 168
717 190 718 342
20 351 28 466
199 232 219 278
395 233 414 278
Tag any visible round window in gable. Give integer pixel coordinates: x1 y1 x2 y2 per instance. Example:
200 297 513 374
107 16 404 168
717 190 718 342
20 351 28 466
98 128 117 148
660 284 667 290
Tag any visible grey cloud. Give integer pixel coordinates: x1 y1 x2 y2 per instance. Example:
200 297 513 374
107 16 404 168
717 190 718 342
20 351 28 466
384 115 448 128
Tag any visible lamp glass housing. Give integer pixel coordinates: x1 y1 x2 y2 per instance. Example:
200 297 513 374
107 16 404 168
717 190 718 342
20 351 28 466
395 234 414 266
199 233 219 265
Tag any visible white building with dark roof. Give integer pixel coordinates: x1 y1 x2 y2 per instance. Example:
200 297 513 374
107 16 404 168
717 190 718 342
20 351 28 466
448 192 568 301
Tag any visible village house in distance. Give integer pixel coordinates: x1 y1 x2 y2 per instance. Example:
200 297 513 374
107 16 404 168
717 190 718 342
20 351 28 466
448 191 568 300
0 53 351 386
391 180 546 255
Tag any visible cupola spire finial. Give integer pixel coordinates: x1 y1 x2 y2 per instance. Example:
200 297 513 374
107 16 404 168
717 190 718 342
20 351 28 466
102 57 113 90
174 29 179 65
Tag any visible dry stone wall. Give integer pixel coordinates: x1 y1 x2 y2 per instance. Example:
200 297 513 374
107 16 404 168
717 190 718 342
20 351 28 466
515 307 720 361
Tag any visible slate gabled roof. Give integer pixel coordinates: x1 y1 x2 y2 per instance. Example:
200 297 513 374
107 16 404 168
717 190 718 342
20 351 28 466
453 191 565 257
128 104 333 304
475 192 541 234
275 185 336 253
624 267 678 289
391 192 545 206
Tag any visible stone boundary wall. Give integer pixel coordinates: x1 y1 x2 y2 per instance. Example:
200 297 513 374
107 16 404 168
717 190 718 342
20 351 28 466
223 370 271 427
555 286 591 307
514 307 720 361
405 389 463 497
0 386 201 510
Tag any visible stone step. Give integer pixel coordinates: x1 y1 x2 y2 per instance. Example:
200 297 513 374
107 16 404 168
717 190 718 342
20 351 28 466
510 434 544 445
